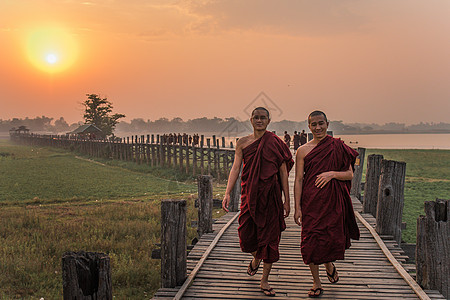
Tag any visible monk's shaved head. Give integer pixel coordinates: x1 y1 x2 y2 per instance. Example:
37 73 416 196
308 110 328 123
252 107 270 119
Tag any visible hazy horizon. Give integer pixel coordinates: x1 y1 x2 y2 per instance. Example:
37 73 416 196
1 1 450 125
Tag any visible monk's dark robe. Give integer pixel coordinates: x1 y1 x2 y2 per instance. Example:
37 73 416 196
301 135 360 265
238 131 294 263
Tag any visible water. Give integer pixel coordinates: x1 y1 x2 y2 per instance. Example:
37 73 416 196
334 133 450 150
225 133 450 150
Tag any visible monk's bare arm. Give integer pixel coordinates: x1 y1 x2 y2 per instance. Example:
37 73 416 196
315 165 353 189
222 139 245 212
279 161 290 218
293 147 307 226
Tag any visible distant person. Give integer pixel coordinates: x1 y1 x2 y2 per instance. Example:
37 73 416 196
284 131 291 148
300 129 307 146
188 135 193 145
223 107 293 297
294 111 360 298
293 131 300 151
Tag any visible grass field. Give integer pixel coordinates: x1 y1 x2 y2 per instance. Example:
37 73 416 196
0 140 449 298
0 140 225 299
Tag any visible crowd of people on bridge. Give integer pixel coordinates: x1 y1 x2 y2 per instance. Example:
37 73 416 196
222 107 359 298
159 133 201 146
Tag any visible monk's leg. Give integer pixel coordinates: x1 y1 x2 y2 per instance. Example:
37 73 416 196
260 262 275 296
308 263 322 289
250 251 261 270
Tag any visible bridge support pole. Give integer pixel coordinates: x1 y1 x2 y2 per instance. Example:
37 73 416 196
363 154 384 217
350 147 366 200
197 175 213 237
375 159 406 245
161 199 187 288
416 198 449 299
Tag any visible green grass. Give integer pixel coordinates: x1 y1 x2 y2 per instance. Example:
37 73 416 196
363 149 450 243
0 140 225 299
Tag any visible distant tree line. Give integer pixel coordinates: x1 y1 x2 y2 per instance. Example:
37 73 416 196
2 116 450 135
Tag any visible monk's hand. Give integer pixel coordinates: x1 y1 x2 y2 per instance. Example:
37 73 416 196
294 210 302 226
315 171 335 188
283 201 290 218
222 194 230 212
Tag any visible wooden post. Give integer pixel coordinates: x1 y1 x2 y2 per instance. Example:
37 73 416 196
350 147 366 200
160 199 187 288
375 159 406 245
62 251 112 300
200 145 204 175
363 154 384 217
197 175 213 236
193 146 197 176
416 199 449 299
229 164 242 212
185 145 189 174
222 137 225 148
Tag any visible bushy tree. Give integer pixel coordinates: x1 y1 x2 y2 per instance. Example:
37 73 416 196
83 94 125 137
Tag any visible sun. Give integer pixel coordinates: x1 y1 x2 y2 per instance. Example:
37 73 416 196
25 26 79 73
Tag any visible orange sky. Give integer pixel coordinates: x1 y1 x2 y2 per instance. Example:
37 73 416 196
1 0 450 125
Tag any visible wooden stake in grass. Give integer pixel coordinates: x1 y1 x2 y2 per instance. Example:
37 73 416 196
160 199 187 288
62 251 112 300
197 175 213 236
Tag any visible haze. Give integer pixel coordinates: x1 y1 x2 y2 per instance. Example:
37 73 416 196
1 0 449 125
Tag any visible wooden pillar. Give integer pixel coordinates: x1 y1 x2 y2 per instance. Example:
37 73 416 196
192 146 197 176
185 145 190 174
229 163 242 212
159 139 164 166
200 145 204 175
160 199 187 288
62 251 112 300
375 159 406 245
416 199 449 299
350 147 366 200
363 154 384 216
197 175 213 236
222 137 225 148
179 137 183 172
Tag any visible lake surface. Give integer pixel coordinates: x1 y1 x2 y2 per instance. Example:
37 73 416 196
221 133 450 150
334 133 450 150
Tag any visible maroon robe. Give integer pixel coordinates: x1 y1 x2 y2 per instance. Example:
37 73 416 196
238 131 294 263
300 135 360 265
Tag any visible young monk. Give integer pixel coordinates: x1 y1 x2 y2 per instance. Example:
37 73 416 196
294 110 360 298
222 107 293 297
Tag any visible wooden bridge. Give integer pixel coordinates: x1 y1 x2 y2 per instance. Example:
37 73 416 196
153 174 445 300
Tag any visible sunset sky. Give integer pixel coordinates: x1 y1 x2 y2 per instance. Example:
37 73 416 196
1 0 450 125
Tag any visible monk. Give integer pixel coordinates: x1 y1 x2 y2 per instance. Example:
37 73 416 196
294 110 360 298
222 107 293 297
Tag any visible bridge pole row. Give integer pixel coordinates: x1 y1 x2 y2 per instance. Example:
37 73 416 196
355 149 448 298
9 133 236 181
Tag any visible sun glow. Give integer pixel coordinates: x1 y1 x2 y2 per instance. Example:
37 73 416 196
25 27 79 73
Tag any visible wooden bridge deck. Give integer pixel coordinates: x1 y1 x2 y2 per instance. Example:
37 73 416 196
153 175 445 300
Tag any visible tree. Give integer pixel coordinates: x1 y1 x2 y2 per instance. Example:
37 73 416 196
54 117 70 133
83 94 125 137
